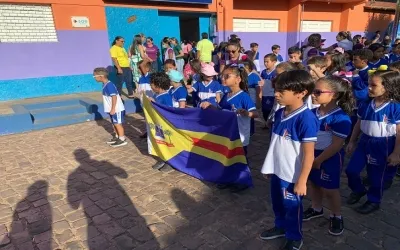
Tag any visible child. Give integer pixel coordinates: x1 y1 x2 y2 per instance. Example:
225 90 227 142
272 45 284 63
183 59 201 83
307 56 327 81
344 50 354 71
93 67 127 147
388 43 400 64
187 63 222 108
168 70 188 108
261 54 277 126
250 43 261 72
164 59 177 72
368 43 388 70
260 70 318 250
345 71 400 214
304 76 353 236
389 61 400 71
288 46 302 63
137 60 153 98
201 64 258 193
351 49 373 106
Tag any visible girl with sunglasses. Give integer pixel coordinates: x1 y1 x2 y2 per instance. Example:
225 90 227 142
304 76 354 236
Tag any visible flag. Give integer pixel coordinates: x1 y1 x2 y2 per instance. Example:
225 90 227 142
142 95 253 187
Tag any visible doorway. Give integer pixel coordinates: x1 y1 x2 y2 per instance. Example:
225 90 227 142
179 15 200 43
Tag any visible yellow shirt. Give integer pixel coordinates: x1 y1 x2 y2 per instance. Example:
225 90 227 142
110 45 130 67
196 39 214 63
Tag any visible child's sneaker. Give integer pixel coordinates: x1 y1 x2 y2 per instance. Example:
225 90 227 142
106 135 118 144
329 216 344 236
260 227 285 240
110 138 127 148
280 239 303 250
303 207 324 221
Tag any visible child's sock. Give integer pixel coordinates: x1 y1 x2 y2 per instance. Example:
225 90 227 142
119 136 126 141
313 207 323 212
330 214 342 219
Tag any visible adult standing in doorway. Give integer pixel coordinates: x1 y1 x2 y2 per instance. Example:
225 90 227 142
170 38 185 73
110 36 134 97
162 37 176 63
145 37 160 72
197 32 214 64
129 34 150 84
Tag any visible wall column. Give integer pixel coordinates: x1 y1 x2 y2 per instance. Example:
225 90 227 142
216 0 233 42
287 0 302 48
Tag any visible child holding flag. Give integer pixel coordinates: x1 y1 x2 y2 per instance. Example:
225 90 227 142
168 70 188 108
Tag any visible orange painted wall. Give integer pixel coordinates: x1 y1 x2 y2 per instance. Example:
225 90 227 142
0 0 104 5
52 4 107 30
106 1 217 13
302 2 342 32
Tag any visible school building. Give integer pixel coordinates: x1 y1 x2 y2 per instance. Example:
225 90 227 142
0 0 395 101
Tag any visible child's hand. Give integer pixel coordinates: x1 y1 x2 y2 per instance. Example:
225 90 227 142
110 109 116 115
346 141 357 155
294 182 307 196
148 97 155 102
312 158 322 169
236 109 249 117
200 102 212 109
352 69 359 75
387 152 400 166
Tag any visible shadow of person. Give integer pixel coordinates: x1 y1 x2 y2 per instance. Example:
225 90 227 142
68 149 160 250
7 180 52 250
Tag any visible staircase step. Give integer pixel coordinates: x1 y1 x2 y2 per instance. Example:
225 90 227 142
24 99 80 110
30 105 87 121
32 113 91 130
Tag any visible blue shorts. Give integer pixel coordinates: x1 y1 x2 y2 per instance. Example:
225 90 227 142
309 149 344 189
108 111 125 124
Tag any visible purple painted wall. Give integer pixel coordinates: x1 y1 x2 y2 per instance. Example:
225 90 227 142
0 30 111 81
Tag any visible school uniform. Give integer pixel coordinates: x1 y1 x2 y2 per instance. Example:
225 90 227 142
260 69 276 121
352 66 370 107
154 92 173 107
309 107 352 189
261 105 319 241
276 54 284 63
247 72 261 135
388 53 400 64
219 90 256 147
191 80 222 107
368 58 388 70
253 52 261 72
346 100 400 203
138 73 153 99
345 61 354 72
103 81 125 124
169 86 188 108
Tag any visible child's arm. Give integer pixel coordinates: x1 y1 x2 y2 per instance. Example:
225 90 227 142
346 119 361 154
237 109 258 118
110 95 117 115
178 101 186 108
295 142 315 196
313 136 345 169
216 93 221 103
388 124 400 166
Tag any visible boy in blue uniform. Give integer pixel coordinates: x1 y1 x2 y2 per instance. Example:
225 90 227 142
93 67 127 147
260 70 318 250
272 45 284 63
351 49 373 108
261 53 277 126
388 43 400 64
368 43 389 70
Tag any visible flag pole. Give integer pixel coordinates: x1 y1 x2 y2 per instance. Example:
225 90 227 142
391 0 400 42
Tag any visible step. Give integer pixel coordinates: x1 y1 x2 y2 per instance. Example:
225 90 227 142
24 99 81 111
30 105 88 121
32 113 91 130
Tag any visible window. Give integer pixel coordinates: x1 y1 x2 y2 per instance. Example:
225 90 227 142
301 21 332 32
233 18 279 32
0 4 58 43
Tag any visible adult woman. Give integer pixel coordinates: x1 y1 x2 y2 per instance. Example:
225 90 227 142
303 33 322 63
162 37 176 63
129 34 150 83
170 38 185 73
219 41 247 73
323 31 353 52
145 37 160 72
109 36 134 97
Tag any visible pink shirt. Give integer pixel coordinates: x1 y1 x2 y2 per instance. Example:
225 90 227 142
183 44 192 54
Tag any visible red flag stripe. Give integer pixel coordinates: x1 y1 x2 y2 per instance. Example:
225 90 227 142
191 138 245 159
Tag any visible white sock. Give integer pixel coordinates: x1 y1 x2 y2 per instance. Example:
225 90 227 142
119 136 126 141
313 207 323 212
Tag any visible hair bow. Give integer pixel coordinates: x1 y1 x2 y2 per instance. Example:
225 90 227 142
231 63 245 69
334 47 344 54
368 65 388 75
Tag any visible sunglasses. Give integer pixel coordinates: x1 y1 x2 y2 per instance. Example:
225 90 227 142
313 89 335 96
120 40 125 43
226 50 238 54
221 74 235 80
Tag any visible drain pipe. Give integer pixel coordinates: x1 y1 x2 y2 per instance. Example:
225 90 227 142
299 2 305 48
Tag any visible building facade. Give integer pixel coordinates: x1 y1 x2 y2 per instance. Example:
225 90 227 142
0 0 394 101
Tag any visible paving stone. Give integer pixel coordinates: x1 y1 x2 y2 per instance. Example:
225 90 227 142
128 225 155 242
64 241 84 250
95 198 116 210
113 234 138 250
96 222 125 237
106 206 129 219
15 241 35 250
148 223 173 237
32 199 48 208
36 239 59 250
33 230 52 244
0 225 7 236
84 205 103 218
28 218 51 235
90 172 109 180
0 234 10 247
92 213 112 225
55 229 74 245
85 234 110 250
52 221 70 234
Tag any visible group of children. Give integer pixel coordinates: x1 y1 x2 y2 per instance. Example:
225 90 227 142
94 36 400 249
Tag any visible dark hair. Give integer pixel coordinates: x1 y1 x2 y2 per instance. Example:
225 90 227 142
150 72 171 90
371 71 400 102
250 43 259 48
353 49 373 61
338 31 352 40
162 37 171 46
164 59 176 66
227 41 240 50
276 62 305 72
307 34 322 48
130 35 142 55
239 59 257 72
93 67 109 78
189 59 202 74
138 60 151 69
344 50 353 61
364 40 372 47
317 76 354 115
201 32 208 39
223 64 249 92
353 35 362 45
392 43 400 50
271 45 281 51
264 53 277 62
288 46 301 55
307 56 327 67
389 61 400 71
274 70 314 100
112 36 123 46
326 54 346 74
368 43 384 52
147 37 153 42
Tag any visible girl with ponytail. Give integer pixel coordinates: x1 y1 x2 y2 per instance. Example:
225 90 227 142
303 75 354 236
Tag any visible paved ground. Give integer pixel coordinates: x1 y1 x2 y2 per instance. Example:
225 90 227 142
0 113 399 250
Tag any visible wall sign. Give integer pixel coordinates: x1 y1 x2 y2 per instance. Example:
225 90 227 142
148 0 212 4
71 16 90 28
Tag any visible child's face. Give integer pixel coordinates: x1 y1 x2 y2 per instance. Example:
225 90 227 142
325 55 332 68
251 46 258 52
203 75 214 82
274 89 306 107
273 48 280 54
221 70 238 87
353 56 367 69
93 74 105 83
139 65 149 75
288 52 301 63
311 80 335 105
150 83 160 94
264 58 276 70
164 63 176 72
368 76 386 98
393 46 400 55
373 48 385 59
308 64 324 81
